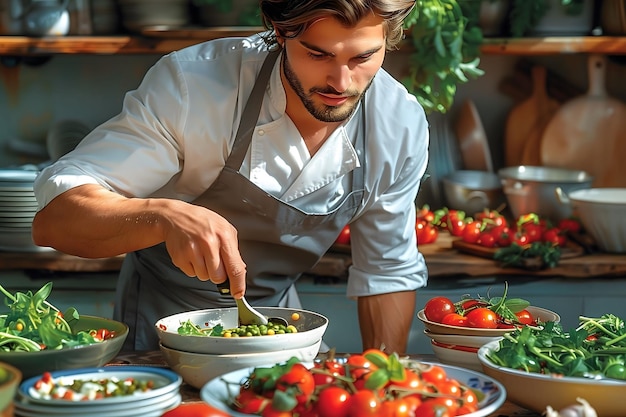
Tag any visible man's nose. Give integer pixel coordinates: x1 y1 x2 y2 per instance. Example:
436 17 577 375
327 65 352 93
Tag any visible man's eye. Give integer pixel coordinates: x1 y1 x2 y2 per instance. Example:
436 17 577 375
308 52 326 60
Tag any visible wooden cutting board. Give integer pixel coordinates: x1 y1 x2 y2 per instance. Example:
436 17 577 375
540 55 626 187
504 65 559 167
454 100 493 172
520 66 560 166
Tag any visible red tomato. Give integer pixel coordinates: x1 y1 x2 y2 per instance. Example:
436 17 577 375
379 398 413 417
276 363 315 405
423 296 455 323
416 220 438 245
543 227 567 246
234 389 270 414
441 313 468 327
316 386 351 417
413 397 455 417
161 402 232 417
335 225 351 245
347 390 380 417
393 368 425 391
476 231 496 248
262 406 293 417
514 309 535 325
346 354 375 380
465 307 498 329
558 217 582 234
419 364 447 385
461 220 482 244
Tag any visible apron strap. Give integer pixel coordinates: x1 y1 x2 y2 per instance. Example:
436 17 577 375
227 49 281 170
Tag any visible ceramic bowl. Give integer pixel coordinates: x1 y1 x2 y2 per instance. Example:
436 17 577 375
0 361 21 411
429 340 483 372
423 329 502 349
564 188 626 253
159 339 322 389
478 341 626 417
0 316 128 378
155 307 328 354
417 306 560 337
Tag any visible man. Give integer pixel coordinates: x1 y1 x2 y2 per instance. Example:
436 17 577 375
32 0 428 354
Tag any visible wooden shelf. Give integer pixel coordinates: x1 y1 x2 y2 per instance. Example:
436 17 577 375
1 32 626 56
482 36 626 55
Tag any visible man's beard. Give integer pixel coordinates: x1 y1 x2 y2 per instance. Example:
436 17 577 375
281 50 372 123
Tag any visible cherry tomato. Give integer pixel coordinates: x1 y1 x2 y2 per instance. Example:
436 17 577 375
335 225 351 245
465 307 498 329
347 390 380 417
543 227 567 246
476 231 496 248
276 363 315 405
441 313 468 327
461 220 482 244
393 368 425 391
558 217 582 234
346 354 375 380
419 364 447 385
412 397 455 417
416 220 438 245
161 402 232 417
379 398 413 417
316 386 351 417
514 309 534 325
423 296 455 323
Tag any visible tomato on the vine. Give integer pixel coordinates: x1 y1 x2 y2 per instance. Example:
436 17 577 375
423 296 455 323
413 397 456 417
347 390 380 417
461 220 482 244
465 307 498 329
276 363 315 405
316 386 351 417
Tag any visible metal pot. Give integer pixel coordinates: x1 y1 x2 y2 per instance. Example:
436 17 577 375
442 170 506 216
498 166 593 222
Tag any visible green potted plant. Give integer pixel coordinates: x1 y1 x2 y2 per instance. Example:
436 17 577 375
402 0 588 114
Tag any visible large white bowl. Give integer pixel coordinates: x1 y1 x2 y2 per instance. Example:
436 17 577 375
155 307 328 355
417 306 560 336
159 339 322 389
200 359 507 417
566 188 626 253
478 340 626 417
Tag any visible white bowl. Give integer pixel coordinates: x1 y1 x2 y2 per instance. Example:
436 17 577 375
417 306 560 336
430 340 483 372
159 339 322 389
566 188 626 253
424 329 502 349
155 307 328 355
478 341 626 417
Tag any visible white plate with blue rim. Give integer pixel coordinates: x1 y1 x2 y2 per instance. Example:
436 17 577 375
200 359 506 417
16 366 182 413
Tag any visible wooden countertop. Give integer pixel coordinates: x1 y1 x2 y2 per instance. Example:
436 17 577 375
1 232 625 279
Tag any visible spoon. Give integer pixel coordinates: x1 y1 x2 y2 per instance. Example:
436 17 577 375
216 279 289 327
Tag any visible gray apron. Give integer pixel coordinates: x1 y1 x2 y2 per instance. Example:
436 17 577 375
114 50 366 350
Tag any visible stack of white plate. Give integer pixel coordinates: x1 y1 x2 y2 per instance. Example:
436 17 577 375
14 366 182 417
0 168 51 252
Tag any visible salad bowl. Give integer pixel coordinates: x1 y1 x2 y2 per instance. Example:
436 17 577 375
0 315 128 378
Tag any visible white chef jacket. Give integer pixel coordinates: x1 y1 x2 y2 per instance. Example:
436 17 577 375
34 33 430 298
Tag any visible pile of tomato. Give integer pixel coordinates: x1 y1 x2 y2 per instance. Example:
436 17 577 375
423 295 538 330
232 350 482 417
415 206 582 248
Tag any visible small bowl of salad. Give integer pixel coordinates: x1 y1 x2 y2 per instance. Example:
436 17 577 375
0 282 128 378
